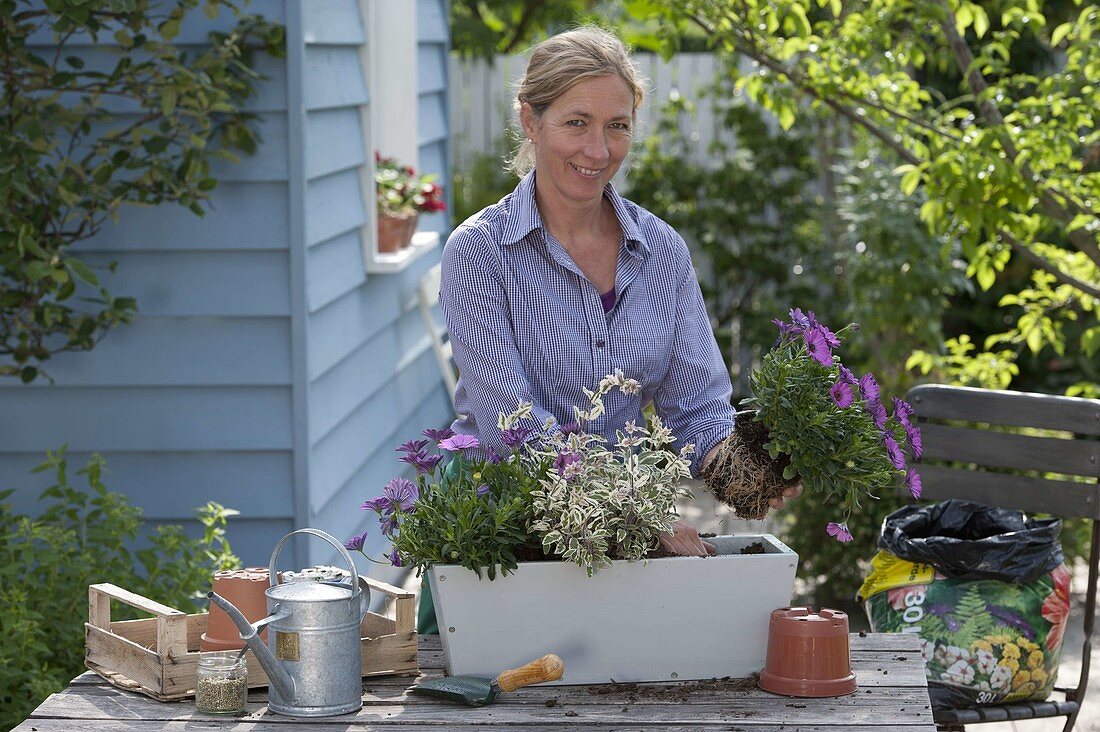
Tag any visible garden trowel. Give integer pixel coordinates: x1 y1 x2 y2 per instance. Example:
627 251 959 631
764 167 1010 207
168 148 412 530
409 653 564 706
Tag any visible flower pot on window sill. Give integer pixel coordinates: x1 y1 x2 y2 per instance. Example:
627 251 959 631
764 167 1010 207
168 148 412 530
377 212 418 253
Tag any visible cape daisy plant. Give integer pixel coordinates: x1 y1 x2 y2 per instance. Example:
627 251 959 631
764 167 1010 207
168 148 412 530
346 414 550 579
706 308 922 543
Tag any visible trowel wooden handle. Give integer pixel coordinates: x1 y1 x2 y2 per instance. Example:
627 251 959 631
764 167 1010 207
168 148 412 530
495 654 565 692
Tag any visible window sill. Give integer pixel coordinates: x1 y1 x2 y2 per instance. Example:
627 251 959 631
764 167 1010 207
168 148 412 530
364 229 441 274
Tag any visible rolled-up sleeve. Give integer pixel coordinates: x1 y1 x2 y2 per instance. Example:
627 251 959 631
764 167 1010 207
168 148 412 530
439 226 558 454
652 239 736 477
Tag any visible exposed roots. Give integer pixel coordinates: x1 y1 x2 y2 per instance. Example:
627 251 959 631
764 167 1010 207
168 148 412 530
702 417 797 521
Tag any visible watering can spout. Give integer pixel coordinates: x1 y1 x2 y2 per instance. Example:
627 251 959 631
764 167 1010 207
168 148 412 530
207 591 296 703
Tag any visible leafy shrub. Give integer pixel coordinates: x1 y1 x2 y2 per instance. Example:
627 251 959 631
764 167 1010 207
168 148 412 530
0 448 239 732
527 372 694 575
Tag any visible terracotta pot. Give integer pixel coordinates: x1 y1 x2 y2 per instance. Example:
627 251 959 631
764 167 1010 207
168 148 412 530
200 567 280 652
377 212 418 253
758 606 857 697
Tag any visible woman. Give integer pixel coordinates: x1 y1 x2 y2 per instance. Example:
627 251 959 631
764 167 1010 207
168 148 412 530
440 27 799 559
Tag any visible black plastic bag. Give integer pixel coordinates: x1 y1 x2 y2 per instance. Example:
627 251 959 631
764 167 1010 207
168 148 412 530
879 498 1063 584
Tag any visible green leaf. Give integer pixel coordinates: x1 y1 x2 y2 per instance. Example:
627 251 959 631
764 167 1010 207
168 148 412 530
1081 326 1100 357
777 104 796 131
67 259 99 287
972 6 990 37
161 87 178 117
1051 22 1072 47
900 167 922 195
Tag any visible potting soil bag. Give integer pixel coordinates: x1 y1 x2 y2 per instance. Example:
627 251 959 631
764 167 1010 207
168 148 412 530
859 499 1070 708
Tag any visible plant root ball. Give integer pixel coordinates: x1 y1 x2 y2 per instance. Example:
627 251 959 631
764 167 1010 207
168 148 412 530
702 418 797 520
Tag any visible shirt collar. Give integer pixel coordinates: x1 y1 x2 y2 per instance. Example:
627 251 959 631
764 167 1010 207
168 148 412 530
501 171 649 256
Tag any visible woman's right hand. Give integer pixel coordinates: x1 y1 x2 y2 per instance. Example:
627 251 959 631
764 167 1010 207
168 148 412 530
658 520 716 557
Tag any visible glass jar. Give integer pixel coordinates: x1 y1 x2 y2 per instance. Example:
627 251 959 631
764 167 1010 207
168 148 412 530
195 651 248 715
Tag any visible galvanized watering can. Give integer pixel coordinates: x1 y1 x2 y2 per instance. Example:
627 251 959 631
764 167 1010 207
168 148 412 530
207 528 369 717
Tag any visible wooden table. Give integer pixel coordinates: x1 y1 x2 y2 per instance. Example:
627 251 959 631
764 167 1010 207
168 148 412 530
15 632 937 731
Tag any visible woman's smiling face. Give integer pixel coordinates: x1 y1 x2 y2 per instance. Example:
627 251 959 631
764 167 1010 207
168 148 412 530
521 74 635 207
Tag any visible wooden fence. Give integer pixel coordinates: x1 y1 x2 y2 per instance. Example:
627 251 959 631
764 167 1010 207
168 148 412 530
449 52 745 171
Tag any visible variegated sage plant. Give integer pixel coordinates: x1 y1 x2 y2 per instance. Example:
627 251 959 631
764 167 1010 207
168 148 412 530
523 370 696 576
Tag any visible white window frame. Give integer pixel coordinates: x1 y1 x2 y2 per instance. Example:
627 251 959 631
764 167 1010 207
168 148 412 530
359 0 440 273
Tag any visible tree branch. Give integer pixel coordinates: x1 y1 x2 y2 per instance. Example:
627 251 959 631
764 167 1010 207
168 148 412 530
502 0 546 55
933 0 1100 266
687 7 1100 301
997 228 1100 298
687 12 922 166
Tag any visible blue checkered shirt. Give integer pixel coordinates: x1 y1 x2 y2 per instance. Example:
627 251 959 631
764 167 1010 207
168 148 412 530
439 172 735 476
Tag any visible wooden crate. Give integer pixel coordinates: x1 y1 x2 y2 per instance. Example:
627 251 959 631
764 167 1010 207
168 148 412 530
85 578 418 701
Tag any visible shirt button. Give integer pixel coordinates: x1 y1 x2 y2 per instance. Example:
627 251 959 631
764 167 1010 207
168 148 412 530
596 339 606 349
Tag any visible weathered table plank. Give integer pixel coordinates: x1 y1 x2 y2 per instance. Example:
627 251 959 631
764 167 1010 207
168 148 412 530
14 633 936 731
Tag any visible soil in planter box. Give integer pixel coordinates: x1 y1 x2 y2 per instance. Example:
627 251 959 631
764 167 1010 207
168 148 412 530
702 418 799 521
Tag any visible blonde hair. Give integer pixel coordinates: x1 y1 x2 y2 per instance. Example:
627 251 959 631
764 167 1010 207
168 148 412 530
508 26 645 177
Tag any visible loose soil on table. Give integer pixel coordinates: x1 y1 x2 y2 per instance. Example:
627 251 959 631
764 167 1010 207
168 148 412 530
586 674 760 704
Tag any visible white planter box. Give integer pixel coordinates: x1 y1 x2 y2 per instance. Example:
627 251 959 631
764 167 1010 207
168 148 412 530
428 534 797 684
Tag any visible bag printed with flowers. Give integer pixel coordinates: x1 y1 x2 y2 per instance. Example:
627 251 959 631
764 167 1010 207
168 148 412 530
859 550 1071 708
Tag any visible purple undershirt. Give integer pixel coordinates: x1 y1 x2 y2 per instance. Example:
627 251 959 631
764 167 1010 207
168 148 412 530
600 287 616 313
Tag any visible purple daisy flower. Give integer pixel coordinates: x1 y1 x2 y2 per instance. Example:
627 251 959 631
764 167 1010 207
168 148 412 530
343 531 368 552
383 477 418 512
485 447 503 464
772 318 795 340
884 433 906 470
789 307 811 331
829 380 854 409
400 451 441 474
387 548 403 568
906 469 923 499
439 434 479 452
803 327 833 366
476 483 490 497
554 451 583 479
826 522 854 543
838 365 858 386
422 427 455 442
867 399 889 430
815 323 841 349
361 495 390 513
395 439 428 455
858 372 880 403
419 453 443 472
892 398 914 429
559 421 582 435
501 425 533 449
906 424 923 460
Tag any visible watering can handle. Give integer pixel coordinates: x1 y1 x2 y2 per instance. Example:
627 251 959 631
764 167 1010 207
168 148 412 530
268 528 362 607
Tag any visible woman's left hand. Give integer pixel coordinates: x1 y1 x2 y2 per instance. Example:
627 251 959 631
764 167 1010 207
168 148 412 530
768 482 803 511
658 520 716 557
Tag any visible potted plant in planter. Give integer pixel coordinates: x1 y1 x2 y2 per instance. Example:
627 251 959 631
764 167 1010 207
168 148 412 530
374 152 446 253
702 308 923 541
346 372 799 684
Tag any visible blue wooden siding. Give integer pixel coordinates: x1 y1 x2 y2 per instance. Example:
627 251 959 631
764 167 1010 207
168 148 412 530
302 0 453 575
0 0 297 566
0 0 451 575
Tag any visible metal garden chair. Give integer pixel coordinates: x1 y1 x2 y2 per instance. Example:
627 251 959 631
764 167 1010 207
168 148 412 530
905 384 1099 732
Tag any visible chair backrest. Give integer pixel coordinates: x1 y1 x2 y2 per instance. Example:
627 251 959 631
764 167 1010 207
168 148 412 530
905 384 1100 519
418 262 459 413
905 384 1099 730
